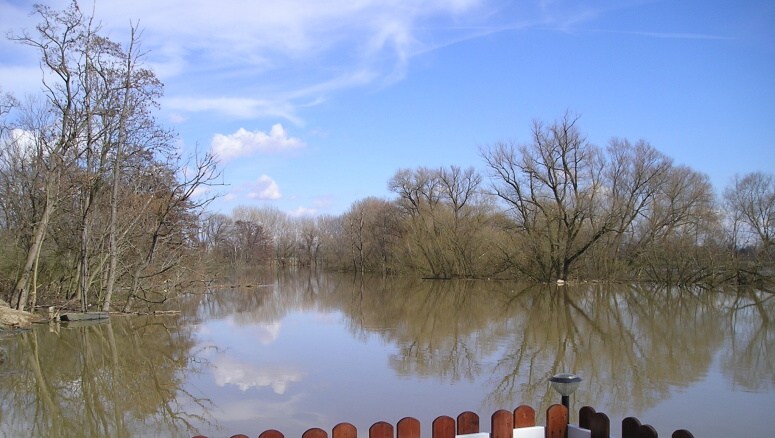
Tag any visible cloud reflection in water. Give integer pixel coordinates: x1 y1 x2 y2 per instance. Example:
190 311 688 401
213 355 306 394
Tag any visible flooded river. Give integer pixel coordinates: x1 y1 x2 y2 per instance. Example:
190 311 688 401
1 272 773 437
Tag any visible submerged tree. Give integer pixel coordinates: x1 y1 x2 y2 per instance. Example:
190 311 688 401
481 113 613 281
342 197 401 274
725 172 775 251
388 165 496 278
724 172 775 280
481 113 723 283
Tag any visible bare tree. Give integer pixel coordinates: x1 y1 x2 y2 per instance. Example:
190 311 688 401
7 3 86 310
607 159 721 285
389 167 453 277
342 197 401 274
232 219 272 264
389 166 493 278
233 206 298 267
297 216 322 269
103 25 166 311
2 2 221 312
724 172 775 250
316 214 348 270
481 113 612 281
199 213 234 257
724 172 775 281
0 88 16 137
122 151 219 312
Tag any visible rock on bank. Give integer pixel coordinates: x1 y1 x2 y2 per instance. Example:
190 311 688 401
0 302 39 330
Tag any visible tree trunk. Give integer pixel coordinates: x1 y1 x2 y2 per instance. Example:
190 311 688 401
102 162 120 311
13 180 55 311
78 210 91 312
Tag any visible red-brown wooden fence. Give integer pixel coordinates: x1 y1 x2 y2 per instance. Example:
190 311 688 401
193 404 694 438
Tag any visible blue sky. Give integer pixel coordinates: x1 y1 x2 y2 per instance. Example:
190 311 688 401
1 0 773 216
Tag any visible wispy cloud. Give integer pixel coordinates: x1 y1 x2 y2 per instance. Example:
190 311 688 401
166 97 301 123
591 29 732 40
83 0 494 121
3 0 732 126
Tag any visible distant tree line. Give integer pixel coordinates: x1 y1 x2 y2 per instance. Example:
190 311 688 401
196 113 774 287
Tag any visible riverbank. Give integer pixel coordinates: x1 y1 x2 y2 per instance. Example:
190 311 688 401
0 303 40 330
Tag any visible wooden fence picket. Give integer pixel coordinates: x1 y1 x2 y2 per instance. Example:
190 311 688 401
259 430 285 438
370 421 394 438
545 404 568 438
577 406 610 438
302 428 327 438
491 409 513 438
457 411 480 434
192 404 693 438
432 415 455 438
622 417 642 438
622 417 657 438
397 417 421 438
513 405 535 428
638 424 658 438
589 412 610 438
579 406 596 430
332 423 356 438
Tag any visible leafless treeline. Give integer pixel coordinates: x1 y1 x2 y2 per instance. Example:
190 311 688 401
198 113 773 286
0 3 217 312
2 4 772 314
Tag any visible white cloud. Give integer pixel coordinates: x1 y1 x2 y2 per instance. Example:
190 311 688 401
247 175 282 200
211 124 304 162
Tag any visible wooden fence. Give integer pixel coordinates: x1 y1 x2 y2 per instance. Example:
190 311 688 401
193 404 694 438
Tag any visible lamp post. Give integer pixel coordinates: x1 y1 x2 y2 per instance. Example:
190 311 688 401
549 372 582 411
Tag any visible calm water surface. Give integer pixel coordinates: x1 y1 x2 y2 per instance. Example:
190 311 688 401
1 272 773 437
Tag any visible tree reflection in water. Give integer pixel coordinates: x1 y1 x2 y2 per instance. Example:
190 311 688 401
721 288 775 391
0 316 210 437
2 272 772 437
298 276 773 423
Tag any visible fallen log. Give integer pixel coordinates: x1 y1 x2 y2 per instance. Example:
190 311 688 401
59 312 109 322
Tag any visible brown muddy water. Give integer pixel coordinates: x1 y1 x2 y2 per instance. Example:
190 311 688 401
1 272 772 437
